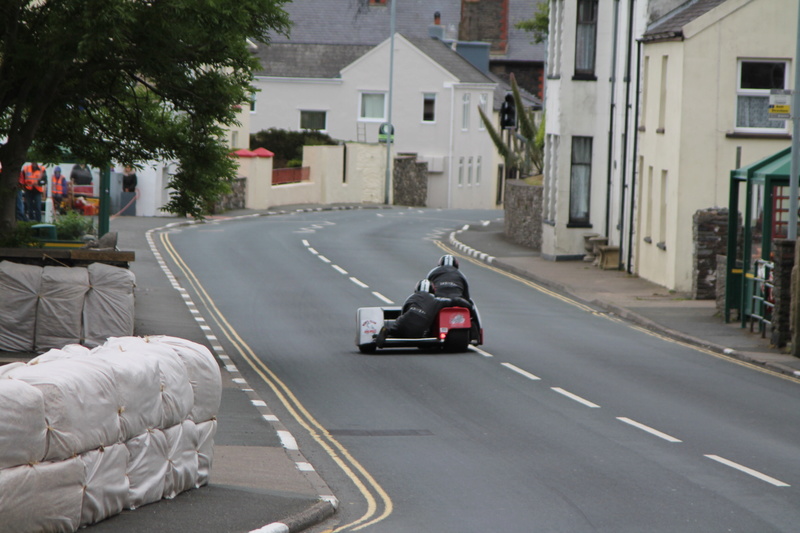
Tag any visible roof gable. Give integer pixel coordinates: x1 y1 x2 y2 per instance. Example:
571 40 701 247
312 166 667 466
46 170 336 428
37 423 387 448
642 0 729 42
253 43 373 78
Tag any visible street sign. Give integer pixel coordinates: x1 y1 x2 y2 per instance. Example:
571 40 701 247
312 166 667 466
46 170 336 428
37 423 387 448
769 89 791 120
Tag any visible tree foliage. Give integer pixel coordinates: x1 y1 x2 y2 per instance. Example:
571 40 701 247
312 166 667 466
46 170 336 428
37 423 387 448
0 0 291 234
515 2 550 44
478 74 544 177
250 128 338 169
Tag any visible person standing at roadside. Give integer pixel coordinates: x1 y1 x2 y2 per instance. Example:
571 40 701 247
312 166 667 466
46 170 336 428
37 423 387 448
51 166 68 214
20 162 45 221
122 165 138 193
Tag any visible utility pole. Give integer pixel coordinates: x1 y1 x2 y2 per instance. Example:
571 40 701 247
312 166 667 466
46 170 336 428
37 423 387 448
383 0 396 205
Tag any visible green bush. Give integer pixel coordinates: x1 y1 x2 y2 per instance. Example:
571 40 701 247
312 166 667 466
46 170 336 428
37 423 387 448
55 211 96 241
0 221 41 248
250 128 339 169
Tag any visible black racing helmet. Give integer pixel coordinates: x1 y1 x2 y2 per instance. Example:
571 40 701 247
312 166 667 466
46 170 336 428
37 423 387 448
416 279 433 293
438 254 459 268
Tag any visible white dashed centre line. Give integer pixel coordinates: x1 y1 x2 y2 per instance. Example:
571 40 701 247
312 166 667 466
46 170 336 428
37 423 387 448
617 417 682 443
372 292 394 304
551 387 600 408
350 277 369 288
332 265 348 275
501 362 541 381
704 455 790 487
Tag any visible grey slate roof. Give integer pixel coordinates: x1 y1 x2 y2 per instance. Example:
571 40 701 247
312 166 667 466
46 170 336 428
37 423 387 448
642 0 728 41
254 35 495 84
253 43 374 78
405 36 495 84
268 0 546 63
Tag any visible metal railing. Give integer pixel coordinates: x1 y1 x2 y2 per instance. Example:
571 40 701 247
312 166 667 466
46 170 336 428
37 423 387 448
749 259 774 337
272 166 310 185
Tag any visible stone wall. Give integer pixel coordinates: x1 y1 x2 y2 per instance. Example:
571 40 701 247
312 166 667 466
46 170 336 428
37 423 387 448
503 180 542 251
771 239 794 348
393 154 428 207
213 177 246 214
692 208 730 300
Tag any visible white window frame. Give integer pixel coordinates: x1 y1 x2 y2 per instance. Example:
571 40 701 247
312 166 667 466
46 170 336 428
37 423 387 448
735 59 789 134
359 92 387 122
478 93 488 130
462 93 471 130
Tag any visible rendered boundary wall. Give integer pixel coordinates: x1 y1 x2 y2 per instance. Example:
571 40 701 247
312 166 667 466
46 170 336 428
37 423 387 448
0 336 221 532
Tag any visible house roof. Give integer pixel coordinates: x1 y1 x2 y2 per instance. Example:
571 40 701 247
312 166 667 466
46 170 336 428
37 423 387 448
268 0 546 63
405 36 495 84
253 43 374 78
642 0 728 42
254 35 495 85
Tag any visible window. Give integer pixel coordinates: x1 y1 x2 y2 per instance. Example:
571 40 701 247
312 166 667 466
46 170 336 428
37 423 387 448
659 169 668 247
462 93 471 130
458 157 465 186
249 94 257 113
658 55 668 132
569 136 592 225
423 93 436 122
574 0 598 78
478 93 488 130
476 156 482 185
359 92 386 121
736 60 788 132
300 110 327 131
468 156 473 185
369 0 387 4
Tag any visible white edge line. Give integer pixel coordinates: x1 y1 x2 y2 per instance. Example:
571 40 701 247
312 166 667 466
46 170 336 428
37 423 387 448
277 430 299 451
617 417 682 443
349 277 369 288
501 362 541 381
551 387 600 408
372 291 394 304
704 455 790 487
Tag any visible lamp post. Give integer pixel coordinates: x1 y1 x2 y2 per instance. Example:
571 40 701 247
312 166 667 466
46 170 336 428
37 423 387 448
384 0 396 205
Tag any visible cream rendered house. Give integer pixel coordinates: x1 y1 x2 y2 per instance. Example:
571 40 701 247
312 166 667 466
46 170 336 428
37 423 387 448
250 34 498 209
636 0 794 291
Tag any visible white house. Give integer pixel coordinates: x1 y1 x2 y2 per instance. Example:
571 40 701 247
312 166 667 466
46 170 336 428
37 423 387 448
543 0 650 262
636 0 795 291
250 33 499 209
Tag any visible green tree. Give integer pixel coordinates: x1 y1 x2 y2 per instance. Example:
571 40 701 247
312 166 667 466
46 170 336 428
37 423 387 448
478 74 544 178
250 128 338 169
515 2 550 44
0 0 291 235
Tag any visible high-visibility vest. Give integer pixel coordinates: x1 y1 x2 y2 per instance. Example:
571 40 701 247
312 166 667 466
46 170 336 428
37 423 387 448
52 175 67 196
21 164 44 193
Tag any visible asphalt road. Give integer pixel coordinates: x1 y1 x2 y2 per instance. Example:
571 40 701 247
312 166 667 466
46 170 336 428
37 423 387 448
165 208 800 532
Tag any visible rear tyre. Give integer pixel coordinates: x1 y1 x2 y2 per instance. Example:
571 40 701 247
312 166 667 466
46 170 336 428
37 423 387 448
443 330 470 353
358 343 377 354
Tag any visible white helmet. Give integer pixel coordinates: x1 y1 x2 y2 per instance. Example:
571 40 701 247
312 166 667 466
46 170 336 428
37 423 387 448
438 254 459 268
416 279 433 293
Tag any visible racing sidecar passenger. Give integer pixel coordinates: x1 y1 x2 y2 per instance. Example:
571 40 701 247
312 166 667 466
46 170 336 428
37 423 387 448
376 279 471 347
426 254 470 300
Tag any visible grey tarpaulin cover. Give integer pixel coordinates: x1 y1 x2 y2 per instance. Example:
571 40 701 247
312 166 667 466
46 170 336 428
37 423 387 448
0 261 42 351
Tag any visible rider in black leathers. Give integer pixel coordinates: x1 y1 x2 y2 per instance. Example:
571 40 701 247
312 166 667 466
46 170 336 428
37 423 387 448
427 254 480 339
376 279 471 346
426 254 470 300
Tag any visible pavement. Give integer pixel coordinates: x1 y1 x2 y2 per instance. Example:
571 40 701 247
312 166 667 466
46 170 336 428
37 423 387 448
3 205 800 533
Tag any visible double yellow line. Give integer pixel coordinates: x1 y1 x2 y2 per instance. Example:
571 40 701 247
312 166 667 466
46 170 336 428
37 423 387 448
158 231 393 531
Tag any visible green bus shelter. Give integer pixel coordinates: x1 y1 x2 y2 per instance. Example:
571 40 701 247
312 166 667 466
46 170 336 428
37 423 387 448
726 147 792 325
